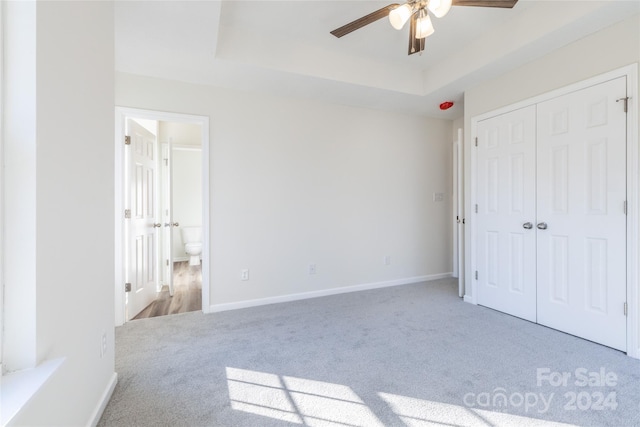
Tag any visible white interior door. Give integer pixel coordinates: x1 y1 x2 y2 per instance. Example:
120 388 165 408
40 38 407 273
476 106 537 322
126 118 159 320
536 77 627 351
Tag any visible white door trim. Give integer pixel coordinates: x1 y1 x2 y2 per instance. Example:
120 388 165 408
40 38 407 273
467 64 639 358
452 135 459 279
453 128 465 296
115 107 210 326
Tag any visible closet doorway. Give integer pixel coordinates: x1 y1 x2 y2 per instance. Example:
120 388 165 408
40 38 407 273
470 67 638 354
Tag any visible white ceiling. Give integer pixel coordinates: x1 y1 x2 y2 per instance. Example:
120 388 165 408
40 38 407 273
115 0 640 119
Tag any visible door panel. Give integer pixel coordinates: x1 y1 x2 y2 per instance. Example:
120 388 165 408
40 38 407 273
126 118 158 320
536 77 627 351
476 105 537 321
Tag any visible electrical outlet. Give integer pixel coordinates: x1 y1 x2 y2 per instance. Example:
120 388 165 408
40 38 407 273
241 269 250 281
101 332 107 358
433 192 444 202
309 264 317 275
384 255 391 266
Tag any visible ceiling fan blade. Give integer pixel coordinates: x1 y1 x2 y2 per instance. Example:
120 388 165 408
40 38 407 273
330 3 400 38
452 0 518 8
408 14 425 56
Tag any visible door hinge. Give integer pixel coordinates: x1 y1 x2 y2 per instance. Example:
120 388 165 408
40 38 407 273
475 204 478 213
166 259 169 266
624 201 627 215
124 209 131 219
475 137 478 147
125 135 131 145
616 97 630 113
125 282 132 292
475 270 478 280
624 302 628 316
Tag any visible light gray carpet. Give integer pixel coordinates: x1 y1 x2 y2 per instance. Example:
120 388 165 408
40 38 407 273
98 278 640 427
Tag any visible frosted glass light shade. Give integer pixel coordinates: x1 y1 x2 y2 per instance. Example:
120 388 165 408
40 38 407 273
427 0 452 18
389 4 412 30
416 14 435 38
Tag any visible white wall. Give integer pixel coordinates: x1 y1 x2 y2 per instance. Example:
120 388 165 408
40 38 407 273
160 121 202 147
3 0 37 372
4 1 115 425
463 14 640 300
464 13 640 136
116 74 453 308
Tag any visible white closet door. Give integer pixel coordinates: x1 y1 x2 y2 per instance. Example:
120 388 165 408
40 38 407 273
476 106 537 322
536 77 627 351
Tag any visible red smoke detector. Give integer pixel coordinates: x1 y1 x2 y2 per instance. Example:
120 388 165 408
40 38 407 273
439 101 454 110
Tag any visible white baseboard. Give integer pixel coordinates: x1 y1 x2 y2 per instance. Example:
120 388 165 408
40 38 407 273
88 372 117 427
209 273 452 313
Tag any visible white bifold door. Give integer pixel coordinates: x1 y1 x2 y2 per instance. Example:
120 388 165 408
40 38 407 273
476 106 537 322
476 77 627 351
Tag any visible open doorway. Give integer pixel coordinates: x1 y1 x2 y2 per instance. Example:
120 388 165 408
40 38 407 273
115 108 210 325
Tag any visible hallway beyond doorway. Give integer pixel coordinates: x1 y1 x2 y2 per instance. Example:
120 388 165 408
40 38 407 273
133 261 202 319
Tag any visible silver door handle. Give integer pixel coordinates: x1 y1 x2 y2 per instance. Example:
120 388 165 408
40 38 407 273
165 222 180 227
153 223 162 228
523 222 533 229
537 222 548 230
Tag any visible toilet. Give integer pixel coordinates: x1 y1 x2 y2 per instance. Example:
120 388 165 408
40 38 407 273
180 226 202 266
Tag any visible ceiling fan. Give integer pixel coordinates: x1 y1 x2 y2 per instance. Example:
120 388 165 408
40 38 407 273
330 0 518 55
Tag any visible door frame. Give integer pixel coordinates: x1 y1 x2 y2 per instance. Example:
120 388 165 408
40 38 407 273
115 107 210 326
452 128 465 296
466 64 639 358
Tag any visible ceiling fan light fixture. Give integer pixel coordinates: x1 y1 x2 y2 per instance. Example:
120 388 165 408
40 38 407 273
427 0 452 18
329 0 519 56
389 3 413 30
415 11 435 39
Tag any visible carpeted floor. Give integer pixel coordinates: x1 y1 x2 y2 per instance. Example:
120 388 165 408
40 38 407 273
98 278 640 427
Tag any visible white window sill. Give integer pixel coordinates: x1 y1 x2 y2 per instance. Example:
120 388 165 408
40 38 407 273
0 358 65 427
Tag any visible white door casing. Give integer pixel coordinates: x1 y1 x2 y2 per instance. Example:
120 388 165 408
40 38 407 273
160 142 174 296
115 107 210 326
453 132 459 279
536 77 627 351
126 118 159 320
473 74 630 352
476 106 537 322
469 65 638 358
455 128 465 296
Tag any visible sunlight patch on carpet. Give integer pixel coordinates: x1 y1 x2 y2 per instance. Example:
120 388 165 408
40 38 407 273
226 367 582 427
378 392 578 427
226 367 302 424
226 367 384 426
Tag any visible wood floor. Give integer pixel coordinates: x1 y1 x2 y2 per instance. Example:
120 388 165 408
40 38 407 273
133 261 202 320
